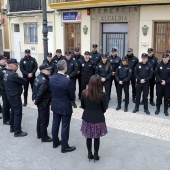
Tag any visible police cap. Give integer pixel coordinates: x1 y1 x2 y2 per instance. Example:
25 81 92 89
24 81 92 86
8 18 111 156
75 47 80 52
25 49 31 54
65 51 71 55
101 54 108 58
166 49 170 53
56 49 62 53
122 56 128 61
84 51 90 55
0 55 6 60
7 58 19 65
127 48 133 52
147 48 153 53
39 63 51 70
141 53 148 58
92 44 98 48
162 53 169 58
112 48 117 52
47 52 52 57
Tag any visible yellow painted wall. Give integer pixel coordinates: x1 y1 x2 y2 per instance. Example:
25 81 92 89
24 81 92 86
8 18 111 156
139 5 170 58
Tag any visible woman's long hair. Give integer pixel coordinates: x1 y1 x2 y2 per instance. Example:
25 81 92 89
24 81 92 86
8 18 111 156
83 74 103 101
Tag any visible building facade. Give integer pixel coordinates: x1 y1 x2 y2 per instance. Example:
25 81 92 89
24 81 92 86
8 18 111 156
49 0 170 60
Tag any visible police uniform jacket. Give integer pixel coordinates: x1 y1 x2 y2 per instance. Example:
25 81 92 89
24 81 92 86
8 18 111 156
52 55 65 64
4 70 26 97
81 92 107 123
0 65 7 90
20 56 38 78
32 73 51 105
43 59 55 75
64 58 78 79
108 55 121 72
115 64 132 83
95 61 112 80
90 51 101 66
135 62 153 82
126 54 139 73
71 54 84 72
148 55 158 71
155 61 170 84
80 59 95 77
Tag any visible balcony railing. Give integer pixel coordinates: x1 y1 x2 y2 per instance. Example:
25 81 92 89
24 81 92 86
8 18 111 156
9 0 42 12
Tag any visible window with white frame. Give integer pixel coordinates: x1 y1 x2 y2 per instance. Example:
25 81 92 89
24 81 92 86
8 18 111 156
24 23 38 44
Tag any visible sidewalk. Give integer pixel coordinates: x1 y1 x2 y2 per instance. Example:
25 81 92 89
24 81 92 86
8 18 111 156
0 87 170 170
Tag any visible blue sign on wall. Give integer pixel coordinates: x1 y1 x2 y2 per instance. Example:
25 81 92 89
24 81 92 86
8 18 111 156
62 12 81 22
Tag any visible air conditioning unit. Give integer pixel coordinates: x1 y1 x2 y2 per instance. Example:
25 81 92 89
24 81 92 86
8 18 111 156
2 4 7 11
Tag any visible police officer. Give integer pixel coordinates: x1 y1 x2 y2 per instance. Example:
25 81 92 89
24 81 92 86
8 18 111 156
64 51 78 108
90 44 101 66
115 56 132 112
147 48 158 106
95 54 112 104
4 59 27 137
72 47 84 99
32 63 52 142
20 49 38 106
155 53 170 116
108 48 121 99
80 51 95 95
133 53 153 115
126 48 139 103
0 55 10 124
43 52 55 75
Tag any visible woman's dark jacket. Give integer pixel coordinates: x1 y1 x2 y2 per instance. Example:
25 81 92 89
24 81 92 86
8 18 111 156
81 92 108 123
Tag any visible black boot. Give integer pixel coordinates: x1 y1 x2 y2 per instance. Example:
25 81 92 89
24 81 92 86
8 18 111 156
124 106 128 112
94 154 100 162
155 107 160 115
133 106 139 113
71 101 77 108
116 105 121 110
150 101 155 106
144 109 150 115
164 109 169 116
88 152 94 161
23 99 27 107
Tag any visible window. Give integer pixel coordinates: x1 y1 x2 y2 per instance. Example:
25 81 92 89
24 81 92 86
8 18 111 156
48 26 53 32
24 23 38 44
14 24 20 32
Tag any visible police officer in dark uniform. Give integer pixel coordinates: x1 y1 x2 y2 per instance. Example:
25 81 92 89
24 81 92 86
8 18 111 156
20 49 38 106
32 63 52 142
53 49 65 73
108 48 121 99
0 55 10 124
72 47 84 99
64 51 78 108
80 51 95 95
95 54 112 104
133 53 153 115
4 59 27 137
155 53 170 116
147 48 158 106
43 52 55 75
115 56 132 112
126 48 139 103
90 44 101 66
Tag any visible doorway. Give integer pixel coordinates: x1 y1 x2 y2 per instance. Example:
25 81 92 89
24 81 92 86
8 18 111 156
103 23 128 57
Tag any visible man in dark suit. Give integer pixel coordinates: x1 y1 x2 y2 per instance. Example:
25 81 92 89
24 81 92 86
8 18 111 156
50 60 76 153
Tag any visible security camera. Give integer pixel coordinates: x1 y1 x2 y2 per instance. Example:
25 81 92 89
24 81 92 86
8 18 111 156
54 10 60 15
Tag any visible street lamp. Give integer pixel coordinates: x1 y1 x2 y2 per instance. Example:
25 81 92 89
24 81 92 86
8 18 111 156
42 0 48 59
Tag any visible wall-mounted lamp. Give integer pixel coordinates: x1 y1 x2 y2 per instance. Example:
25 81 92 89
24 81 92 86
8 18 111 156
83 25 88 35
142 25 149 36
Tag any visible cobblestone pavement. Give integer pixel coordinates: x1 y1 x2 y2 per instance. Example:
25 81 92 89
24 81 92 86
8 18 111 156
0 85 170 170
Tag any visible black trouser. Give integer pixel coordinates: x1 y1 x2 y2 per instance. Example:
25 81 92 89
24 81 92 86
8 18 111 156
109 76 118 98
86 138 100 155
37 102 50 139
81 76 91 94
117 82 129 107
52 113 72 150
70 78 76 103
102 80 111 104
23 76 35 101
8 95 22 134
130 74 136 99
135 82 149 110
156 83 170 111
75 74 82 98
149 76 155 102
1 90 10 123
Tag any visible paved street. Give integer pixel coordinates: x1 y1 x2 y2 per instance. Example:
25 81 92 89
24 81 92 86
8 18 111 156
0 85 170 170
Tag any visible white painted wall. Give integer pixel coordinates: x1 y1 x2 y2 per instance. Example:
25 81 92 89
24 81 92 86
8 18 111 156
139 5 170 58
